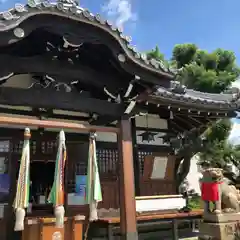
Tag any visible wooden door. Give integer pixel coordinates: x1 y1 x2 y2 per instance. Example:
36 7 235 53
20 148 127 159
65 141 89 215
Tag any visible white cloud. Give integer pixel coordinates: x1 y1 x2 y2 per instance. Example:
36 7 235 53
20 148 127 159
231 80 240 89
229 123 240 145
102 0 137 28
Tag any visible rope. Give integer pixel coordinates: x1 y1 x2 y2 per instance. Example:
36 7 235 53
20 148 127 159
84 222 90 240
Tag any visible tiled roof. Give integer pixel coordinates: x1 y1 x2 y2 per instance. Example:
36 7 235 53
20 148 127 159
0 1 174 79
1 1 238 113
149 81 240 111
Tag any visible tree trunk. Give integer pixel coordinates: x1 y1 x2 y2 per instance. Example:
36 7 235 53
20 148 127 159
176 154 191 193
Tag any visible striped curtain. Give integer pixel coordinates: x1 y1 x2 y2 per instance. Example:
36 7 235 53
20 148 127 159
48 130 66 227
86 133 102 221
13 128 31 231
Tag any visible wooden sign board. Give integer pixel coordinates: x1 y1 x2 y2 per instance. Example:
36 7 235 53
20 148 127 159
143 154 175 181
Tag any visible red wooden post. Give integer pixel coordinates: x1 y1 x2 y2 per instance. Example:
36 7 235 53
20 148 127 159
118 118 138 240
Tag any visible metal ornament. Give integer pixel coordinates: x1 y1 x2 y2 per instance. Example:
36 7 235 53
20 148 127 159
13 28 25 38
52 231 62 240
118 54 126 63
42 1 51 8
57 3 64 10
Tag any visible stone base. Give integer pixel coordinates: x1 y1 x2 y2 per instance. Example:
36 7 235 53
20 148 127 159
203 212 240 223
199 221 240 240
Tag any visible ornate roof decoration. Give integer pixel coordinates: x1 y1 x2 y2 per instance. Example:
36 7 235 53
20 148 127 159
146 80 240 111
0 0 174 79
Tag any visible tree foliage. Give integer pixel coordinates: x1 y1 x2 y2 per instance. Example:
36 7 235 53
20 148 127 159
147 46 165 62
147 44 240 175
171 44 239 93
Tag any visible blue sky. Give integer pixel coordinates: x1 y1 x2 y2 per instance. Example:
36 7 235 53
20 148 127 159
1 0 240 140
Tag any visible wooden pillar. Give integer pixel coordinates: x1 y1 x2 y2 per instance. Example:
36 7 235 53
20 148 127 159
118 118 138 240
131 118 140 196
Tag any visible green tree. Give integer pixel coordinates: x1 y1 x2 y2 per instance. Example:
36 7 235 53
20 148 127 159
198 119 234 169
172 44 240 175
172 44 239 93
147 43 240 184
147 46 165 62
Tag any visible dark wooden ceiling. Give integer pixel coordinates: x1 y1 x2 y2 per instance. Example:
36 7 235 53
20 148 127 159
0 28 149 100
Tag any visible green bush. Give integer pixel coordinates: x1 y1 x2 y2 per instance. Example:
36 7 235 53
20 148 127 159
188 196 202 210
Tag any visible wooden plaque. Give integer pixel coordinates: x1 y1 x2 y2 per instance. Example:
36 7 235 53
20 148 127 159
143 154 175 181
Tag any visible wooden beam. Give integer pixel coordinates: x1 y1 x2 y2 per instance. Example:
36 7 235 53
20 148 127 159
117 118 138 239
0 87 125 117
136 127 172 133
174 115 195 129
131 118 140 196
89 116 117 126
169 120 186 133
187 116 206 126
0 106 90 121
0 55 127 90
0 116 119 133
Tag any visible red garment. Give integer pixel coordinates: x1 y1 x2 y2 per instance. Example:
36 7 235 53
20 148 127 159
201 182 221 201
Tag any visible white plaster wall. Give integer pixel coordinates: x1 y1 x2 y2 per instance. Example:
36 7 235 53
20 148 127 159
135 114 168 129
183 155 239 196
95 131 169 145
2 74 33 88
96 115 169 145
185 155 202 195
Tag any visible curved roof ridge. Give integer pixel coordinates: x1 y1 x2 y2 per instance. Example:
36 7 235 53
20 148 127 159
184 89 239 102
0 1 174 80
155 80 240 103
154 85 240 109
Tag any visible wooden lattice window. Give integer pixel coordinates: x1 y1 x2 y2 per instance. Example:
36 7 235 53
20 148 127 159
0 140 10 153
41 141 57 154
75 162 87 175
13 140 37 155
138 151 153 175
13 140 23 154
96 148 118 175
31 141 37 155
0 140 11 203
